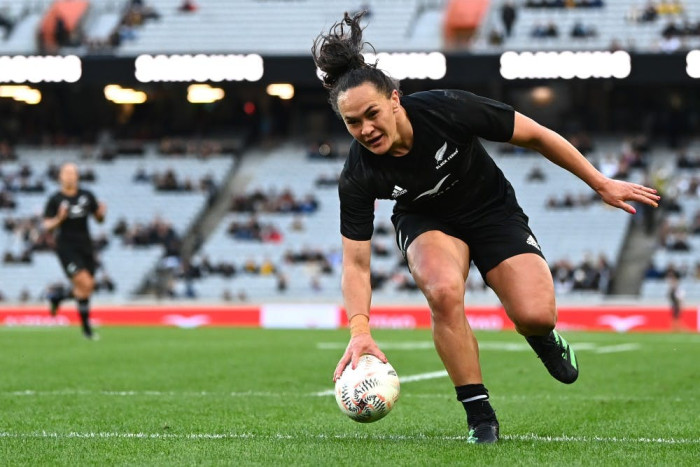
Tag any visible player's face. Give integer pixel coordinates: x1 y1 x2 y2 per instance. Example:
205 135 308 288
338 83 400 155
59 164 79 189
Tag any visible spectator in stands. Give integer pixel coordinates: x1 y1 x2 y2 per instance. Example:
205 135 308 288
571 21 596 38
659 28 682 52
0 140 16 161
179 0 198 13
526 165 546 182
0 188 16 209
531 21 559 38
488 28 505 46
501 1 517 37
313 12 659 444
133 166 150 182
641 1 659 22
0 5 13 39
657 0 683 15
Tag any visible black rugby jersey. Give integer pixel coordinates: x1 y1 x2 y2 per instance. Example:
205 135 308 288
44 189 99 247
339 90 520 241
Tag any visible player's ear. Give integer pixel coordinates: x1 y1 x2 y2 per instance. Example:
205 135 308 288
390 90 400 113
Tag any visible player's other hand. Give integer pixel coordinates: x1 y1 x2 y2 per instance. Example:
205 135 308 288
333 334 387 382
95 202 107 222
595 178 660 214
57 201 69 221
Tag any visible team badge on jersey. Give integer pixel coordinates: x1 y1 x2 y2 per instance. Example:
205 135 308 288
434 141 459 169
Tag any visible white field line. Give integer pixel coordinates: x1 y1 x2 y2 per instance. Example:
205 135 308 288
312 370 449 396
1 390 694 403
316 342 633 352
317 342 544 351
0 431 697 445
594 343 641 354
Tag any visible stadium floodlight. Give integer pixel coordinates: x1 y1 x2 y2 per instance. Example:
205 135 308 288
0 55 81 83
688 50 700 78
316 52 446 82
135 54 264 83
266 83 294 100
187 84 225 104
363 52 447 80
104 84 147 104
500 51 631 80
0 85 41 104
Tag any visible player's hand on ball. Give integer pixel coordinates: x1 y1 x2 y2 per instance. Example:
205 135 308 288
333 334 387 382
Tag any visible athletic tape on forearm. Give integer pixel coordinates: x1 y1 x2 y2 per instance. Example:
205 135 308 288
349 314 370 336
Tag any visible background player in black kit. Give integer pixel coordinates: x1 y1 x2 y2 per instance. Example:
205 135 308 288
313 12 660 444
43 162 106 339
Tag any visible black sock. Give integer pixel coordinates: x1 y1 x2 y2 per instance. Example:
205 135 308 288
455 384 496 426
77 299 92 336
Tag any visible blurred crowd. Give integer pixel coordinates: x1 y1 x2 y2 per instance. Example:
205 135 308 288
230 189 319 214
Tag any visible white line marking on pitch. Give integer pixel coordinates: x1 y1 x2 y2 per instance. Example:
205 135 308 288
0 431 696 445
316 341 639 353
312 370 449 396
594 343 641 354
2 390 695 403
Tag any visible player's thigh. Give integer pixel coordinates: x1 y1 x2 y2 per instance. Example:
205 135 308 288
485 253 556 327
71 269 95 292
406 230 471 300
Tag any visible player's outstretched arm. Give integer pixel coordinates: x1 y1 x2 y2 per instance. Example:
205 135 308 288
509 112 660 214
333 236 387 382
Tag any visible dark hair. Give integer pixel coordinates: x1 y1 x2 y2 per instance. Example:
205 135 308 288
311 11 400 115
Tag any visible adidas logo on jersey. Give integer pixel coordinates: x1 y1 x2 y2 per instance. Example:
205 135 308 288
391 185 408 199
526 235 541 251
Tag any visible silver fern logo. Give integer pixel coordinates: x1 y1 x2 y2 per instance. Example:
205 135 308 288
434 142 447 163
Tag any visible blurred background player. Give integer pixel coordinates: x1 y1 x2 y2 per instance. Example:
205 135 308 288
314 12 660 444
667 272 685 332
43 162 107 339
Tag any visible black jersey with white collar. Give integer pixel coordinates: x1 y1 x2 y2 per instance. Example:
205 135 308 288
339 89 520 241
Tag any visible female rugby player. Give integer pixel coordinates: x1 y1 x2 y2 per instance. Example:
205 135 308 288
43 163 106 339
313 12 659 443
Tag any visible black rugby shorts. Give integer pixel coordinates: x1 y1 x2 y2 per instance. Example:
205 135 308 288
56 245 97 278
391 210 545 277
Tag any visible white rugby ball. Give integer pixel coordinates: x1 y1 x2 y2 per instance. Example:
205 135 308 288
334 354 400 423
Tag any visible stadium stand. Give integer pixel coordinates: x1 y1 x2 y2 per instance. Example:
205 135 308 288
640 139 700 300
170 138 635 303
474 0 700 53
2 0 700 55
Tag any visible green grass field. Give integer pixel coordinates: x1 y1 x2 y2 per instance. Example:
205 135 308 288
1 326 698 465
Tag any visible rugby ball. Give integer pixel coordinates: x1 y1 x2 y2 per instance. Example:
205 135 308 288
334 354 400 423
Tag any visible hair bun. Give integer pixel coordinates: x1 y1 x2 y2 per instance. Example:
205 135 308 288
312 11 373 90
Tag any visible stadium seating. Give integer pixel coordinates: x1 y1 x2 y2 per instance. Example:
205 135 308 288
473 0 700 53
3 0 700 55
640 139 700 300
177 139 631 303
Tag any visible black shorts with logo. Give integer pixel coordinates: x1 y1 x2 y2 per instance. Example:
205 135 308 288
391 209 546 277
56 244 96 278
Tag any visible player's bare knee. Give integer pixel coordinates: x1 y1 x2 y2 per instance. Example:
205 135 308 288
422 280 464 318
513 309 556 336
